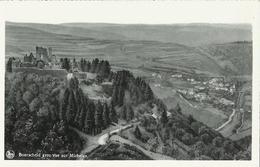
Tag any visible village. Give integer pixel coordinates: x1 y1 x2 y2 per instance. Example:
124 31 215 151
151 71 251 116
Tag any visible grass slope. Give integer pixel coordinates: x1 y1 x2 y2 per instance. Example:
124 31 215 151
6 23 252 76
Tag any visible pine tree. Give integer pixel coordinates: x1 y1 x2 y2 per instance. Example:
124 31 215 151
175 103 182 113
126 105 134 121
117 86 125 106
6 58 12 72
109 105 118 124
96 60 103 73
74 89 85 128
91 58 99 73
62 58 71 71
160 110 168 125
80 58 84 71
134 125 142 139
102 103 110 129
78 101 86 129
94 101 103 134
66 90 76 124
144 85 153 100
60 88 70 120
84 101 95 134
111 86 118 106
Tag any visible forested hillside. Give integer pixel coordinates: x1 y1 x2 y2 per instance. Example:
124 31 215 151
5 58 251 160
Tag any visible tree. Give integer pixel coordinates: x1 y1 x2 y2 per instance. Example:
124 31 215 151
160 110 168 125
84 101 95 134
200 133 211 144
29 97 42 113
182 133 194 145
111 86 118 106
188 115 195 124
66 90 76 124
191 121 202 134
134 125 142 139
109 105 118 123
175 128 185 139
212 136 223 147
60 88 70 121
22 91 35 105
174 103 182 113
6 58 12 72
37 105 49 118
94 101 103 134
61 58 71 71
223 140 235 154
117 86 125 106
91 58 99 73
126 105 134 121
144 85 153 100
102 103 110 129
77 102 86 129
161 128 170 142
198 125 208 135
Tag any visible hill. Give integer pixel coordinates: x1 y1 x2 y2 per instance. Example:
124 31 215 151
61 23 251 46
198 41 252 76
5 22 252 77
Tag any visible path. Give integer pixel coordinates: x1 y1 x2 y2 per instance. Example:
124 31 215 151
110 135 175 160
217 91 244 137
71 121 176 160
215 109 236 131
236 112 245 134
70 122 138 160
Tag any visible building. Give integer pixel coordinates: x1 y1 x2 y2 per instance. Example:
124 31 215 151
36 46 56 64
20 46 57 69
36 46 48 61
24 53 35 63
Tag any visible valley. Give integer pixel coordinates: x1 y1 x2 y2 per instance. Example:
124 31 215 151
5 22 252 160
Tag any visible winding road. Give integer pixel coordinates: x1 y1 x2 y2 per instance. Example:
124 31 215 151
71 122 175 160
215 109 236 131
110 135 174 160
216 91 244 138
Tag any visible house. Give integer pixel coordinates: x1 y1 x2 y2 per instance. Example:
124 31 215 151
24 53 35 63
219 98 234 106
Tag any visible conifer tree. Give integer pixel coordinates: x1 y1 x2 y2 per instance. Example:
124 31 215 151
60 88 70 120
6 58 12 73
84 101 95 134
109 105 118 123
126 105 134 121
66 90 76 124
160 110 168 125
102 103 110 129
94 101 103 134
111 86 118 106
134 125 142 139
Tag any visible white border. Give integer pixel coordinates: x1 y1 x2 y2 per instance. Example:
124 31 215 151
0 1 259 167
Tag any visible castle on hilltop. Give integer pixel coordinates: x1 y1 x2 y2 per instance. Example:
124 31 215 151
22 46 57 68
36 46 56 63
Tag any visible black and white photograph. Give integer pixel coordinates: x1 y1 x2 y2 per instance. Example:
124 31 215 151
0 1 259 167
4 21 252 160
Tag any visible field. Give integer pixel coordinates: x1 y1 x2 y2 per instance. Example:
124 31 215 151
6 22 252 77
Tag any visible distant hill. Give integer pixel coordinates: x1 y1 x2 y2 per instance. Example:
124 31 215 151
198 41 252 76
5 22 252 76
61 23 252 46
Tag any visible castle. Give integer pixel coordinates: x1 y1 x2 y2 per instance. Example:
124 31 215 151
36 46 56 62
22 46 57 68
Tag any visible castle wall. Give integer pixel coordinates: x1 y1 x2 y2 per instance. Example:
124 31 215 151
13 67 67 79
